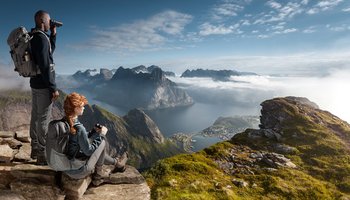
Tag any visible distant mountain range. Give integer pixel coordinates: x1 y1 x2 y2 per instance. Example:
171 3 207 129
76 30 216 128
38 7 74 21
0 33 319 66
56 66 259 110
181 68 257 81
132 65 175 77
57 66 193 110
95 67 193 110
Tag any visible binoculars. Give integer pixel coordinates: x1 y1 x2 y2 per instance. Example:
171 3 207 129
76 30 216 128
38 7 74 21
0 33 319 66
95 123 103 129
50 19 63 27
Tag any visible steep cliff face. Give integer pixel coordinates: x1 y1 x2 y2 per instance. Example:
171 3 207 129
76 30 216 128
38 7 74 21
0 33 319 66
0 90 64 131
123 109 164 144
0 90 182 169
79 105 182 169
144 96 350 199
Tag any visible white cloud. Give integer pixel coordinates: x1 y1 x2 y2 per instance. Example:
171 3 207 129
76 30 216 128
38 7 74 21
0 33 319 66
342 7 350 12
258 34 270 38
317 0 343 9
211 0 252 21
240 19 251 26
302 26 317 33
199 23 239 36
0 62 30 91
274 28 298 34
330 26 347 32
255 2 304 24
266 1 282 9
271 25 284 30
306 8 319 14
327 24 349 32
307 0 344 14
301 0 309 5
213 3 243 17
169 69 350 123
156 51 350 77
73 10 192 52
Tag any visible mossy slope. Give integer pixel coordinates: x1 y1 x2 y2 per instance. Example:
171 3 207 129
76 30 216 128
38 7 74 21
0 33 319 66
144 97 350 199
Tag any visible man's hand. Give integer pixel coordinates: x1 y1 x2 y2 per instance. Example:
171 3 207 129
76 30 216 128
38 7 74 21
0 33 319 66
51 90 59 101
50 25 57 36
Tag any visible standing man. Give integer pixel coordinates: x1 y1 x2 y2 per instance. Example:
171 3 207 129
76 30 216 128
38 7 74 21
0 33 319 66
30 10 59 165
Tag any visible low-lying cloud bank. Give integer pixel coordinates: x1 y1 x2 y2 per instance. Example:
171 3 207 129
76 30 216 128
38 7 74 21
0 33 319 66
0 63 30 91
159 52 350 76
169 68 350 123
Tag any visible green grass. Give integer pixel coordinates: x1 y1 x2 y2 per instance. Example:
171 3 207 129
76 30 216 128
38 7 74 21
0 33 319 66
144 97 350 199
144 141 347 199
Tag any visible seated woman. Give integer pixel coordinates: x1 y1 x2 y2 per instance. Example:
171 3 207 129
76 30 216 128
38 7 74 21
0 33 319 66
63 92 127 183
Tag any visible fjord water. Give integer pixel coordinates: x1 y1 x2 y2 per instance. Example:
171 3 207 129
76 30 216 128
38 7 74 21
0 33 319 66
64 87 261 151
81 92 260 136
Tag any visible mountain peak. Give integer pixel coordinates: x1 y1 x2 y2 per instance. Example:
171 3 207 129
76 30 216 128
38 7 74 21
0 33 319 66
150 67 166 81
259 96 320 130
123 109 165 144
111 67 137 80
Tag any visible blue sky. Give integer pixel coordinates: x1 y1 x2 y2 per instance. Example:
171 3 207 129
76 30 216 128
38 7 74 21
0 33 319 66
1 0 350 75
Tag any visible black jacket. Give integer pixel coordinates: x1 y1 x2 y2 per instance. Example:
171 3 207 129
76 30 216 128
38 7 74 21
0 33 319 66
29 29 57 93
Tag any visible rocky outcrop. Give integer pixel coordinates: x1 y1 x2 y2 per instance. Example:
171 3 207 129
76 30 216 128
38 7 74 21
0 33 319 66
0 129 150 200
213 145 296 176
259 96 319 131
0 163 150 200
83 183 150 200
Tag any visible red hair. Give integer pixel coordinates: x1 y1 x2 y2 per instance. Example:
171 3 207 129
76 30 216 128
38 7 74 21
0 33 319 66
64 92 88 134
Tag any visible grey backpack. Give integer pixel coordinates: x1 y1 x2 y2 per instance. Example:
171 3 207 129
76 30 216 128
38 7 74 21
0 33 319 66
7 26 43 77
46 118 85 171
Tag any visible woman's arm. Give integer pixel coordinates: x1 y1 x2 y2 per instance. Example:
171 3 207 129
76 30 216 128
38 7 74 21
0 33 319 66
76 124 102 156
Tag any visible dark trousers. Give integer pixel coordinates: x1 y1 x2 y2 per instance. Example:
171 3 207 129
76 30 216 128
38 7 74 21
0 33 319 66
30 88 52 152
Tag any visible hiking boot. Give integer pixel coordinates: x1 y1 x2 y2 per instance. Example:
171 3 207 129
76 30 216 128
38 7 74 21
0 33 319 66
35 153 47 166
92 165 110 186
112 152 128 173
30 148 39 159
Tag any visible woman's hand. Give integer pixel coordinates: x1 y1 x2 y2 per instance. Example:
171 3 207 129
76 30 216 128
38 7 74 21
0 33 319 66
100 126 108 135
95 125 108 135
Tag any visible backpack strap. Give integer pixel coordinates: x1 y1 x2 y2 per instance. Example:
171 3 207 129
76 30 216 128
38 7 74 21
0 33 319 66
31 29 52 53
